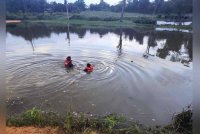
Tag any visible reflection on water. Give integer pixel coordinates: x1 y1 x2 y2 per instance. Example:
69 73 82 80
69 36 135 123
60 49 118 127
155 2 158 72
7 23 192 66
117 27 123 57
156 27 190 33
6 23 192 126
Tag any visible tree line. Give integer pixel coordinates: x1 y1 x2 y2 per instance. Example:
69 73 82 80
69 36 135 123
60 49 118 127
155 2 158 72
6 0 192 15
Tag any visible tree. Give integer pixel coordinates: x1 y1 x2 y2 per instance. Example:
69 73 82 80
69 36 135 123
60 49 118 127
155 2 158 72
74 0 86 11
138 0 150 13
6 0 24 13
172 0 192 15
89 4 99 11
99 0 110 10
153 0 164 13
6 0 192 15
89 0 110 11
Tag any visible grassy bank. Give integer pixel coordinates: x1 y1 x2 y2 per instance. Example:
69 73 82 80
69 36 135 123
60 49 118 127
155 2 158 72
6 11 153 21
6 11 192 30
27 19 155 29
7 106 192 134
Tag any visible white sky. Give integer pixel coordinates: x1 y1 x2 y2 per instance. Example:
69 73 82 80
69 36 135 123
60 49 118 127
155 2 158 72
47 0 123 6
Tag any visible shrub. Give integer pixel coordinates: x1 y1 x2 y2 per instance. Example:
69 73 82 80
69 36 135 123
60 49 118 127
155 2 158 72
87 17 102 21
133 17 156 25
172 106 192 134
103 17 119 21
70 15 85 20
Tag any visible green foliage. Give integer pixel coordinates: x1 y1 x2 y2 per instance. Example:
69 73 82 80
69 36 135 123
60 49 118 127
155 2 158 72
7 107 62 127
172 106 192 134
103 17 119 21
73 0 86 11
66 112 73 131
6 11 192 31
7 107 192 134
70 15 85 20
133 18 156 25
70 14 119 22
105 114 120 130
6 107 43 126
88 17 102 21
6 0 192 16
24 107 42 121
89 0 110 11
6 12 23 20
19 107 43 126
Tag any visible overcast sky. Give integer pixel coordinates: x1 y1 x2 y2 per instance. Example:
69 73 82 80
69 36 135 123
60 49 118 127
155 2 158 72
47 0 160 6
47 0 123 6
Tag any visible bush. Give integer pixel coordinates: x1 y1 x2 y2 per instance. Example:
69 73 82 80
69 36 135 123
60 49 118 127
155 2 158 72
70 15 85 20
172 106 192 134
133 17 156 25
87 17 102 21
156 14 162 19
7 107 63 127
6 13 22 20
103 17 119 21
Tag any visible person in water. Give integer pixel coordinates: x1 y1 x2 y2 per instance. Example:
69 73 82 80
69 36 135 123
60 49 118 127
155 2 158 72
65 56 73 68
84 63 94 72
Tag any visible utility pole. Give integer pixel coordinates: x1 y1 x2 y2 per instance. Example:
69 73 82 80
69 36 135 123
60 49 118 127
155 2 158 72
64 0 69 21
120 0 126 22
23 0 27 20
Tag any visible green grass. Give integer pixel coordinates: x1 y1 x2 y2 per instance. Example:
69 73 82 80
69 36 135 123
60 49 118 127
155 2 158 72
6 106 192 134
28 19 154 28
157 24 192 30
78 11 153 20
7 107 64 127
7 11 152 20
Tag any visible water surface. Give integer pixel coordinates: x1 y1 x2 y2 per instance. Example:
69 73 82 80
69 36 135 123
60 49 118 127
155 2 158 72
6 23 192 126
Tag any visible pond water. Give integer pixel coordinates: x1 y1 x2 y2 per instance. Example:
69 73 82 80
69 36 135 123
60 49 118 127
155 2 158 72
6 23 192 126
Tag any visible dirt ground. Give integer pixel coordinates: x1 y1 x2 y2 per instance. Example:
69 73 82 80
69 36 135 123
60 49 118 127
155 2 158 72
6 20 21 23
6 127 59 134
6 127 99 134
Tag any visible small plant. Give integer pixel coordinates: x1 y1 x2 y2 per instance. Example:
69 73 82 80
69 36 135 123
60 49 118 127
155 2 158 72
76 113 85 129
105 115 118 129
103 114 122 133
65 111 73 131
172 106 192 134
22 107 44 126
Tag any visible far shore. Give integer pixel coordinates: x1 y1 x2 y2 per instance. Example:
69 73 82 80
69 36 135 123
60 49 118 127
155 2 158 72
6 11 192 30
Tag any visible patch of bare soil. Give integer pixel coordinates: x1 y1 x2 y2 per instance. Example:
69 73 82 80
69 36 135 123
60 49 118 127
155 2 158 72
6 127 59 134
6 20 21 23
6 127 99 134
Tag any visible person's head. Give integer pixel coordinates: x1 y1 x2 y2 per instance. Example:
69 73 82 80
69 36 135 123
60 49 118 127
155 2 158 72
87 63 91 67
67 56 71 60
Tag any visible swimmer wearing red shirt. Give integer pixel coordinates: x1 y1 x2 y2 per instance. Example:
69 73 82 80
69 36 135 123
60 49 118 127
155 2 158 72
65 56 74 68
84 63 93 72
